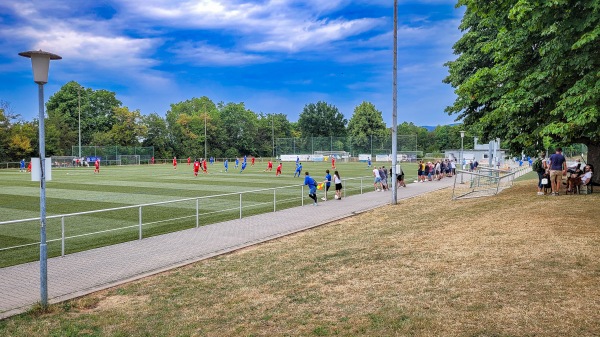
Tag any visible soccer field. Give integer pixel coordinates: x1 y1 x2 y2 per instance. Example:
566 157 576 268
0 160 396 267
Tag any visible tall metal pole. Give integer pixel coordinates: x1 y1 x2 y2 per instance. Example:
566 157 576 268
391 0 398 204
38 83 48 307
78 86 81 159
204 112 207 159
460 131 465 184
272 115 275 158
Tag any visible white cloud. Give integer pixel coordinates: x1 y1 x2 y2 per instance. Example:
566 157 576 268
170 41 269 66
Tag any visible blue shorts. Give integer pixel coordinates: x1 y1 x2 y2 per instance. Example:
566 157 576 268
309 186 317 195
374 177 381 183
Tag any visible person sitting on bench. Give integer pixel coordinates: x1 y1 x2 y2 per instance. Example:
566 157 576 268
567 164 593 193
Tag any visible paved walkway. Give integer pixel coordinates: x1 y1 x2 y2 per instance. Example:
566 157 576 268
0 178 455 319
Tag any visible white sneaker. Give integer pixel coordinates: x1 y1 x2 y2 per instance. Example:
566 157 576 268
376 189 381 192
313 202 318 206
537 192 544 195
321 197 326 201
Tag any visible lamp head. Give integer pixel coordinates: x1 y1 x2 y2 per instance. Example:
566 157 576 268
460 131 465 138
19 50 62 84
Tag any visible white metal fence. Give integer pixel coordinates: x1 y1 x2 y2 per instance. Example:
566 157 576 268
452 166 531 200
0 176 372 265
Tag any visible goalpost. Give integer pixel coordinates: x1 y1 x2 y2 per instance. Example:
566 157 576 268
117 155 140 165
314 150 350 162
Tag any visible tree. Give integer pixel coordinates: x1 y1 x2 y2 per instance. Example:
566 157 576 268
256 113 292 157
444 0 600 182
297 101 347 137
347 101 387 154
166 96 221 158
218 102 258 157
107 107 147 146
46 81 121 154
142 113 172 158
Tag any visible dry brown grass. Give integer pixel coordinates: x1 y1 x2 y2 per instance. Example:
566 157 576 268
1 180 599 336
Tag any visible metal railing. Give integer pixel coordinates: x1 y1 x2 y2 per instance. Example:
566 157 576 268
452 166 531 200
0 176 371 264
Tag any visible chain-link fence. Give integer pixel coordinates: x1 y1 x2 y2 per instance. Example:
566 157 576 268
275 135 418 157
72 146 154 163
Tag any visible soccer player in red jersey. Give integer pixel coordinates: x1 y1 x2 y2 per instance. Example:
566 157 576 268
27 161 32 173
193 159 200 176
187 157 191 165
173 157 177 169
265 160 273 172
331 157 336 169
251 157 255 166
151 156 155 164
94 159 100 173
276 162 282 176
202 159 208 174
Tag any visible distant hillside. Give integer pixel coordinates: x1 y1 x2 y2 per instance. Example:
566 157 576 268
420 123 460 131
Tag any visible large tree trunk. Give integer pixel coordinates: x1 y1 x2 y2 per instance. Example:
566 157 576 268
587 142 600 185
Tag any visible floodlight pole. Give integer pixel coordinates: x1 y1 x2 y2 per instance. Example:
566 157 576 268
78 85 81 159
19 50 62 309
204 112 207 159
391 0 398 204
460 130 465 184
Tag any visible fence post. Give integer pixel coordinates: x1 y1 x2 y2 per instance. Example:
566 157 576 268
239 193 242 219
273 189 276 212
139 206 143 240
61 216 65 257
301 185 304 206
196 198 199 228
360 177 363 194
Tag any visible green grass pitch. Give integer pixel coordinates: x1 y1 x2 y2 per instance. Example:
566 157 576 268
0 160 402 267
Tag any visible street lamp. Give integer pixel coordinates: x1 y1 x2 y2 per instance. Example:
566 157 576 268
460 130 465 184
19 49 62 308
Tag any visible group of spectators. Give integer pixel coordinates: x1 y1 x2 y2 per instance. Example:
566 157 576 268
533 147 594 195
372 165 407 191
416 159 458 183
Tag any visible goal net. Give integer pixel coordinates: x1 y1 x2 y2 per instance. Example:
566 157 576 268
117 155 140 165
314 151 350 162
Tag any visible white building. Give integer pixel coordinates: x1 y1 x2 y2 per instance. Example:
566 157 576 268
444 137 506 167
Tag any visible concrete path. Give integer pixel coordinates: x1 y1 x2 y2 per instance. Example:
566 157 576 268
0 177 455 319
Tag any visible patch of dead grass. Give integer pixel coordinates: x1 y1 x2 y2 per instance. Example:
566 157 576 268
1 180 599 336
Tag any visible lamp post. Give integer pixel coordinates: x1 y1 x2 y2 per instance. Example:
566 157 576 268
19 49 62 308
460 130 465 184
204 112 207 159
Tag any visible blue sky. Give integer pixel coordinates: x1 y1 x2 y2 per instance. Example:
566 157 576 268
0 0 464 127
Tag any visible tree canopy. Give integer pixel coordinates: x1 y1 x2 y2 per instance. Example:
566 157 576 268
444 0 599 181
298 101 347 137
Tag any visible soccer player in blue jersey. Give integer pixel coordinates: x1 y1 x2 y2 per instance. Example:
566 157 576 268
304 171 318 206
296 156 300 165
240 161 247 173
20 159 25 172
224 159 229 172
367 158 372 168
235 157 239 169
322 169 332 201
294 162 303 177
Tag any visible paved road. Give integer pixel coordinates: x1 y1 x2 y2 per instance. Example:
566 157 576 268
0 177 455 319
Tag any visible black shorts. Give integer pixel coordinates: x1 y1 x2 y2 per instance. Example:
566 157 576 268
326 185 330 192
335 183 342 191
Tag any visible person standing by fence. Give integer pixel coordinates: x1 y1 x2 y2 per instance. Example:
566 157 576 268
334 170 343 200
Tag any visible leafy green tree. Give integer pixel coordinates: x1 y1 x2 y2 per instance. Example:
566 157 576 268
218 102 258 157
445 0 599 182
142 113 172 158
347 101 387 154
107 107 147 146
256 113 292 157
166 96 221 158
297 101 347 137
0 100 14 160
46 81 121 154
